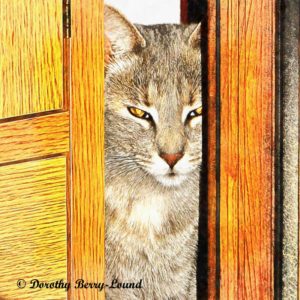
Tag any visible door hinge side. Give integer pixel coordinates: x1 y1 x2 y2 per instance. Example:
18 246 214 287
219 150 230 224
63 0 71 38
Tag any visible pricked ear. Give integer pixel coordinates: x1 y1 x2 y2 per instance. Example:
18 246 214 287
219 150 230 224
188 23 201 48
104 5 146 61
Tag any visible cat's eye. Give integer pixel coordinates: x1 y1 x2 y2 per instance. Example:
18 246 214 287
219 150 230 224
128 107 152 120
187 106 203 119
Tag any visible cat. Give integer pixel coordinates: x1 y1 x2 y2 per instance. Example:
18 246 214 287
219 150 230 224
104 5 202 300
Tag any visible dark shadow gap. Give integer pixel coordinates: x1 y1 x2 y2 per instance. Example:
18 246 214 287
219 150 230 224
185 0 209 299
274 0 283 298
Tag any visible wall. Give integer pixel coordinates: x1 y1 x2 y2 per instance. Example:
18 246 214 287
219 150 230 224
105 0 180 24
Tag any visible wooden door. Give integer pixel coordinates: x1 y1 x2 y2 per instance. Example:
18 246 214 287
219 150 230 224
0 1 105 299
183 0 278 299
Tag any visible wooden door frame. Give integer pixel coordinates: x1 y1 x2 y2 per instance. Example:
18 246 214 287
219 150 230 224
69 0 105 299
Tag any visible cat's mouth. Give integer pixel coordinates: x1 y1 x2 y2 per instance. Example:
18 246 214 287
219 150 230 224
168 171 176 177
155 173 187 187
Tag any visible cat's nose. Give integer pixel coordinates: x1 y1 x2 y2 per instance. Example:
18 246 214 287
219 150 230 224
159 152 184 168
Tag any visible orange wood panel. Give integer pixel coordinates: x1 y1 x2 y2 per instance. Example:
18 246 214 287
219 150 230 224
70 0 105 299
219 0 275 299
0 1 63 119
207 1 217 299
0 157 67 300
219 0 239 297
0 112 69 165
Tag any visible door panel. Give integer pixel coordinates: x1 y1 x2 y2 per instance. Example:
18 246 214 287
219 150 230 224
0 157 67 300
0 112 69 165
219 0 275 298
0 2 69 298
0 1 63 119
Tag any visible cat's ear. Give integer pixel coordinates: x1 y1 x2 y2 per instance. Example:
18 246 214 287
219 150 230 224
188 23 201 48
104 5 146 63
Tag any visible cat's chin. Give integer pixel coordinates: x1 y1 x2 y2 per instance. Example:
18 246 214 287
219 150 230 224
155 173 187 187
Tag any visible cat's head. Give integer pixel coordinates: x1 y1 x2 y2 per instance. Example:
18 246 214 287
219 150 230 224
104 5 202 187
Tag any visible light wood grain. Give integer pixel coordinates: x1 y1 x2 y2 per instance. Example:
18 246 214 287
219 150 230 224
0 112 69 165
70 0 105 299
220 0 275 299
0 157 67 300
0 1 63 119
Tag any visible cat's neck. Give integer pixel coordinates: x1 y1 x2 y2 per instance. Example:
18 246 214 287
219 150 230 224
105 169 200 235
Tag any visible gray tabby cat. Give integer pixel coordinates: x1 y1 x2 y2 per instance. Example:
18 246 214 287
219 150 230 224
104 5 202 300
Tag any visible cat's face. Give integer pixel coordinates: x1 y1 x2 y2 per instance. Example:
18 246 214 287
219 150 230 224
104 6 202 187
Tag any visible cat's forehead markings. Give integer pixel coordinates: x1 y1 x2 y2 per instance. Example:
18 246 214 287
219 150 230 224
147 82 158 105
189 96 198 106
137 98 151 107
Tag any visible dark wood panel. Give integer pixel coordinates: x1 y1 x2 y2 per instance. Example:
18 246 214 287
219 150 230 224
207 0 217 298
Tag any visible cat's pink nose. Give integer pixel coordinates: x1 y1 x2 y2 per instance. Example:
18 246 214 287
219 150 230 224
160 152 184 168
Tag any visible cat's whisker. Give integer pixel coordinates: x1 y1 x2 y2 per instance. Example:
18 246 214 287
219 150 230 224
136 155 151 159
188 157 201 163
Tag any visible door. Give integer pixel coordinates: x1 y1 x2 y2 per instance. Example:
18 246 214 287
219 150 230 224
0 1 105 299
183 0 279 299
